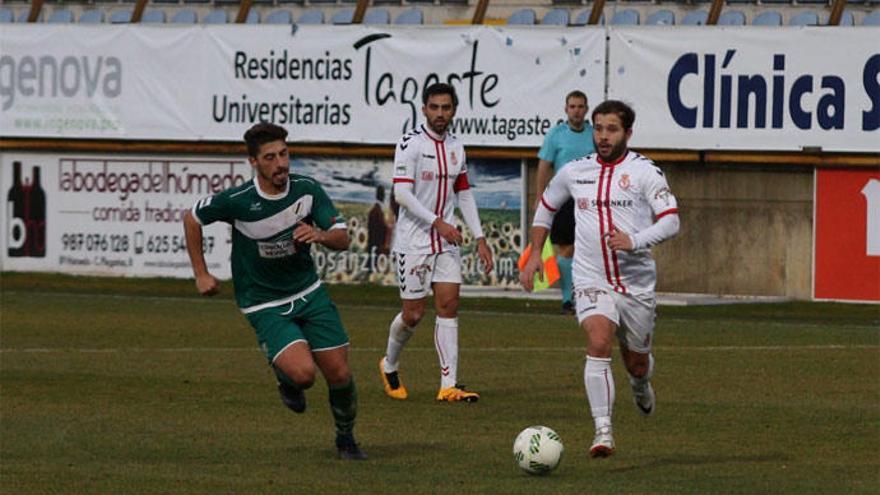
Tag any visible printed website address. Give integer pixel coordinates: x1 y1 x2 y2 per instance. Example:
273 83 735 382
14 117 120 133
451 115 556 141
144 260 220 270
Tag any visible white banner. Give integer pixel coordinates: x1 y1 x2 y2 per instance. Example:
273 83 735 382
608 27 879 152
0 25 606 147
1 152 245 278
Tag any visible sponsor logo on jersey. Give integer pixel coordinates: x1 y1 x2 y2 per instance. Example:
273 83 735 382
422 153 436 159
577 197 589 210
591 198 634 207
618 173 631 190
421 171 435 181
250 202 262 211
654 187 672 206
576 179 596 185
257 237 296 258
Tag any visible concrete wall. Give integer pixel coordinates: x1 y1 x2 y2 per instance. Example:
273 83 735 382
526 161 814 299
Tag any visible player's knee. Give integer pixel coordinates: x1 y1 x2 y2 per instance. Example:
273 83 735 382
627 361 649 379
281 365 316 389
324 365 352 386
402 309 424 327
435 301 459 318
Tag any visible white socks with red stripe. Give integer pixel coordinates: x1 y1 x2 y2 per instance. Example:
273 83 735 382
383 312 414 373
434 316 459 389
585 356 615 430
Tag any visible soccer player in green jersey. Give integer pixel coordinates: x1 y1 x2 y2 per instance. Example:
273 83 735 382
183 123 366 460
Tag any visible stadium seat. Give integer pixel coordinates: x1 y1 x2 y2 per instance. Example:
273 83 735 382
789 11 819 26
394 8 423 25
331 8 354 25
610 9 640 25
109 10 133 24
17 11 40 23
48 9 74 23
718 11 746 26
864 11 880 25
682 10 709 25
202 9 229 24
836 10 855 26
0 8 13 23
364 8 390 25
141 9 166 23
541 8 570 26
646 10 675 25
264 9 292 24
245 11 260 24
573 10 603 25
507 8 536 25
297 10 324 24
79 9 104 24
752 11 782 26
170 10 198 24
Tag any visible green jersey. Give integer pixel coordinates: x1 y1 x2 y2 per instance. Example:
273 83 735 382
192 175 345 311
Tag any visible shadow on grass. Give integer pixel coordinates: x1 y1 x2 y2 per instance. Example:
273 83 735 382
609 453 790 473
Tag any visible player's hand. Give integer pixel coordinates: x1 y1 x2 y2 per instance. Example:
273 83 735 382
195 273 220 296
519 252 544 292
476 238 494 275
606 227 634 251
433 219 463 245
293 222 325 245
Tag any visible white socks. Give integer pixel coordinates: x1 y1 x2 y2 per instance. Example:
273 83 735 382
584 356 615 430
383 312 414 373
434 316 459 389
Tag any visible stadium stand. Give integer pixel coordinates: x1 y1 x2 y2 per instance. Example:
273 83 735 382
541 8 570 25
48 9 74 24
682 10 709 25
394 8 423 25
142 9 167 23
109 10 133 24
0 7 12 24
170 9 198 23
364 8 391 24
264 9 292 24
753 11 783 25
507 8 536 25
646 10 675 25
718 10 746 25
298 9 325 24
610 9 639 25
331 8 354 24
789 10 820 25
863 10 880 25
79 9 105 24
203 9 229 23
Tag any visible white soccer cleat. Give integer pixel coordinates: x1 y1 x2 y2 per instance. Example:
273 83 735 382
632 381 655 417
589 426 615 458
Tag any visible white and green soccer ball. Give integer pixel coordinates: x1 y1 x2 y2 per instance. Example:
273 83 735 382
512 426 564 475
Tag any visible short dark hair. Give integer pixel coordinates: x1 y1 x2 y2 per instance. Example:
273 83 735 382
423 83 458 108
243 123 288 158
591 100 635 131
566 90 588 106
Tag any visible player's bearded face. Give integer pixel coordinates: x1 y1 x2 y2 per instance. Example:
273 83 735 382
592 113 632 163
423 94 456 135
250 140 290 193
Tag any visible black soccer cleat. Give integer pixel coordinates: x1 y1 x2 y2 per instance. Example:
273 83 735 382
278 382 306 414
336 435 368 460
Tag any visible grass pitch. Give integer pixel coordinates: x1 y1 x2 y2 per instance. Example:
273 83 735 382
1 273 878 494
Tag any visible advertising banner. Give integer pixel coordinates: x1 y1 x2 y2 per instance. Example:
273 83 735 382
813 167 880 302
608 27 879 152
0 25 606 147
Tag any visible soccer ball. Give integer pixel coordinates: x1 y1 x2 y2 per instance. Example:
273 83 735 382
512 426 564 475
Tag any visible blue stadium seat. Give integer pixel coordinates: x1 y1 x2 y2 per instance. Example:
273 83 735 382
141 10 166 24
364 8 390 25
837 10 854 26
752 11 782 26
17 11 41 23
265 10 292 24
109 10 132 24
79 9 104 24
170 10 198 24
202 9 228 24
610 9 640 25
789 11 819 26
541 8 570 26
507 8 536 25
718 10 746 25
245 11 260 24
331 8 354 24
298 10 324 24
864 11 880 25
574 10 603 25
646 10 675 25
0 8 13 23
48 9 74 23
682 10 708 25
394 8 423 25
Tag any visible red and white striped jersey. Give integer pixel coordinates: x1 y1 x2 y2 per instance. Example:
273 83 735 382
539 151 679 295
392 124 470 254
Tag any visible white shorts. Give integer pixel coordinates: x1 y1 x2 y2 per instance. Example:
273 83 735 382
574 287 656 353
393 251 462 300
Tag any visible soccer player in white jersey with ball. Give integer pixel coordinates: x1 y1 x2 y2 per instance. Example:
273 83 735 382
379 83 494 403
520 100 680 458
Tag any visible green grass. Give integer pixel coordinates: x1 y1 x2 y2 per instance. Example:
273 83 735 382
1 273 878 494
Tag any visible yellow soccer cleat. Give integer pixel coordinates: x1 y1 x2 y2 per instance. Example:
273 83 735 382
435 385 480 403
379 358 408 400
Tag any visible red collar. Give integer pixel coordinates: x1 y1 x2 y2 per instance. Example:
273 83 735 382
597 151 628 168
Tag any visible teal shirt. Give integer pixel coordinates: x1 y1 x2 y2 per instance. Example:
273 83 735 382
192 175 345 309
537 122 595 172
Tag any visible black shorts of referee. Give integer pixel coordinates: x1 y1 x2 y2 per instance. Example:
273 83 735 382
549 198 575 246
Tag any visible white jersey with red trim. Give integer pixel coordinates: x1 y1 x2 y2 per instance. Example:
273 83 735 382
392 124 470 254
540 151 679 295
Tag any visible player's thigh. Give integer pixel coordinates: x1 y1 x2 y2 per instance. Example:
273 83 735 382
313 346 351 386
394 251 436 300
574 287 619 327
550 198 575 246
296 285 351 352
245 305 312 366
613 292 656 353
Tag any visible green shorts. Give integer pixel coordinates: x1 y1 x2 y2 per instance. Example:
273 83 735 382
244 284 349 364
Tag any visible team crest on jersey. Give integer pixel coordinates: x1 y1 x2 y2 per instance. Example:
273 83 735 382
577 198 589 210
618 173 631 190
450 151 458 166
421 171 435 181
654 187 671 206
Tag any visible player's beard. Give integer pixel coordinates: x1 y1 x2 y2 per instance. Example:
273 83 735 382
595 138 628 163
428 117 449 136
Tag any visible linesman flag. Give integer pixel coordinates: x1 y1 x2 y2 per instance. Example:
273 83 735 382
517 238 560 291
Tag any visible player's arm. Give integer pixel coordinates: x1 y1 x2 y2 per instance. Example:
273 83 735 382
607 166 680 251
299 181 351 251
455 172 493 274
535 159 555 204
520 171 570 291
183 209 220 296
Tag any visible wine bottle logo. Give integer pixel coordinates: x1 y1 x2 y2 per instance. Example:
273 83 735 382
6 161 46 257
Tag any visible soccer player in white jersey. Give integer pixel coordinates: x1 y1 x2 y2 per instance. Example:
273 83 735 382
520 100 680 458
183 123 366 460
379 83 494 403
